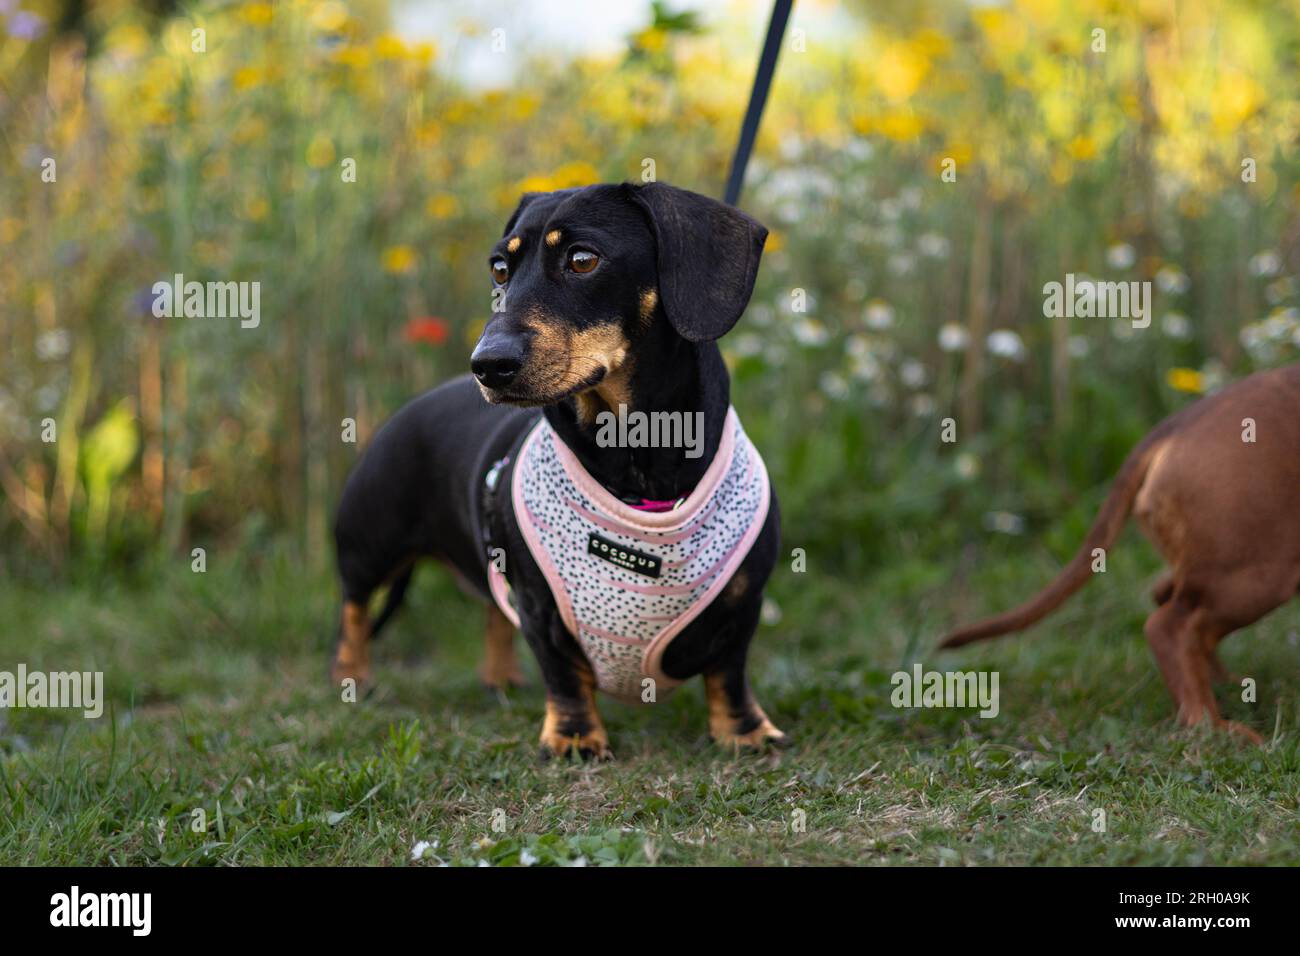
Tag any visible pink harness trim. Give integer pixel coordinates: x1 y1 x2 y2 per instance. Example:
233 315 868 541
488 407 770 703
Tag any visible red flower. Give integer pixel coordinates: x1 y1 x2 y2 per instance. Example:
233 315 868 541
403 316 449 346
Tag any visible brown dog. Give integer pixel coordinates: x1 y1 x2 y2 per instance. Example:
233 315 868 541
941 364 1300 742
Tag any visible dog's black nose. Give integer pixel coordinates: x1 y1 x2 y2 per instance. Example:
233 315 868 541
471 339 524 390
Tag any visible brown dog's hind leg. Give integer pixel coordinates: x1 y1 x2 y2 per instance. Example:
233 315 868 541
1144 595 1264 745
331 601 372 690
704 670 788 751
480 605 526 690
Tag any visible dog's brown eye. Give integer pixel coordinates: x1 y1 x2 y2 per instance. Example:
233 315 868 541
491 259 509 284
568 250 599 274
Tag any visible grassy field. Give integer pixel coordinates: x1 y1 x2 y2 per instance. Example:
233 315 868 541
1 535 1297 867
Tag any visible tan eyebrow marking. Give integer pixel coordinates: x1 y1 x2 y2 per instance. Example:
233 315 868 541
639 288 658 325
545 229 562 247
506 236 521 253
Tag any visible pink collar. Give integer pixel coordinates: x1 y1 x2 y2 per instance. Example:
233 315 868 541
625 497 684 513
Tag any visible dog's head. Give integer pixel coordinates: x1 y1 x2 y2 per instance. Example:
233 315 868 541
470 181 768 408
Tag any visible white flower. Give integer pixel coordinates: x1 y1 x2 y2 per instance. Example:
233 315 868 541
732 333 764 358
568 856 589 868
1156 266 1189 295
36 385 60 411
899 359 928 389
867 383 894 408
411 839 439 861
819 371 850 400
851 352 881 383
938 322 969 352
792 318 829 346
761 597 782 626
887 253 916 276
1106 242 1137 270
845 138 873 161
1068 335 1090 359
909 393 935 416
983 511 1026 535
917 233 951 258
986 329 1026 362
864 300 895 330
520 848 538 867
1161 312 1192 340
955 453 979 480
846 333 872 360
1249 250 1281 277
900 186 922 210
35 329 70 361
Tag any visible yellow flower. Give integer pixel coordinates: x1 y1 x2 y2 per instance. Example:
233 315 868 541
409 42 437 66
426 194 461 219
1065 135 1098 161
239 3 274 26
245 197 270 222
306 134 335 168
374 34 408 59
634 28 669 53
765 230 783 253
0 217 21 243
234 116 268 145
234 67 263 91
310 1 349 32
878 110 924 141
382 245 417 275
1166 368 1205 394
331 46 371 69
876 39 930 101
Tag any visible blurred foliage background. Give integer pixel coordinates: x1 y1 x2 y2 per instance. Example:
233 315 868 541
2 0 1299 585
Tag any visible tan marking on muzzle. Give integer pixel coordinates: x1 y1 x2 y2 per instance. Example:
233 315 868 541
545 229 562 247
512 313 631 413
506 236 521 253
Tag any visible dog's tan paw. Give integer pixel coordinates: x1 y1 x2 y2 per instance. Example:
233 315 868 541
712 717 790 752
330 646 372 693
539 727 612 762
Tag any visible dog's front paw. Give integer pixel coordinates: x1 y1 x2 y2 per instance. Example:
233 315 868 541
480 662 528 692
712 716 790 752
1222 720 1265 746
330 643 372 694
539 727 613 762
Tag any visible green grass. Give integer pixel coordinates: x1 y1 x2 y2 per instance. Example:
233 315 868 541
1 537 1298 866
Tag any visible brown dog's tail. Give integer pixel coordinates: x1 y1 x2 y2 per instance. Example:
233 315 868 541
940 434 1166 649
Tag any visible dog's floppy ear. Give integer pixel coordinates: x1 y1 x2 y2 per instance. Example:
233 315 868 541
502 193 542 237
627 182 768 342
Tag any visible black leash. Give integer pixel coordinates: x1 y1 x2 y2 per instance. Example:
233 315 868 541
723 0 794 207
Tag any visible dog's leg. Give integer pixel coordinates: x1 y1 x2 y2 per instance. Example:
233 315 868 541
539 664 610 761
701 600 787 750
1144 597 1262 744
704 670 787 750
331 600 372 689
527 616 610 760
1151 571 1175 607
480 605 525 690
